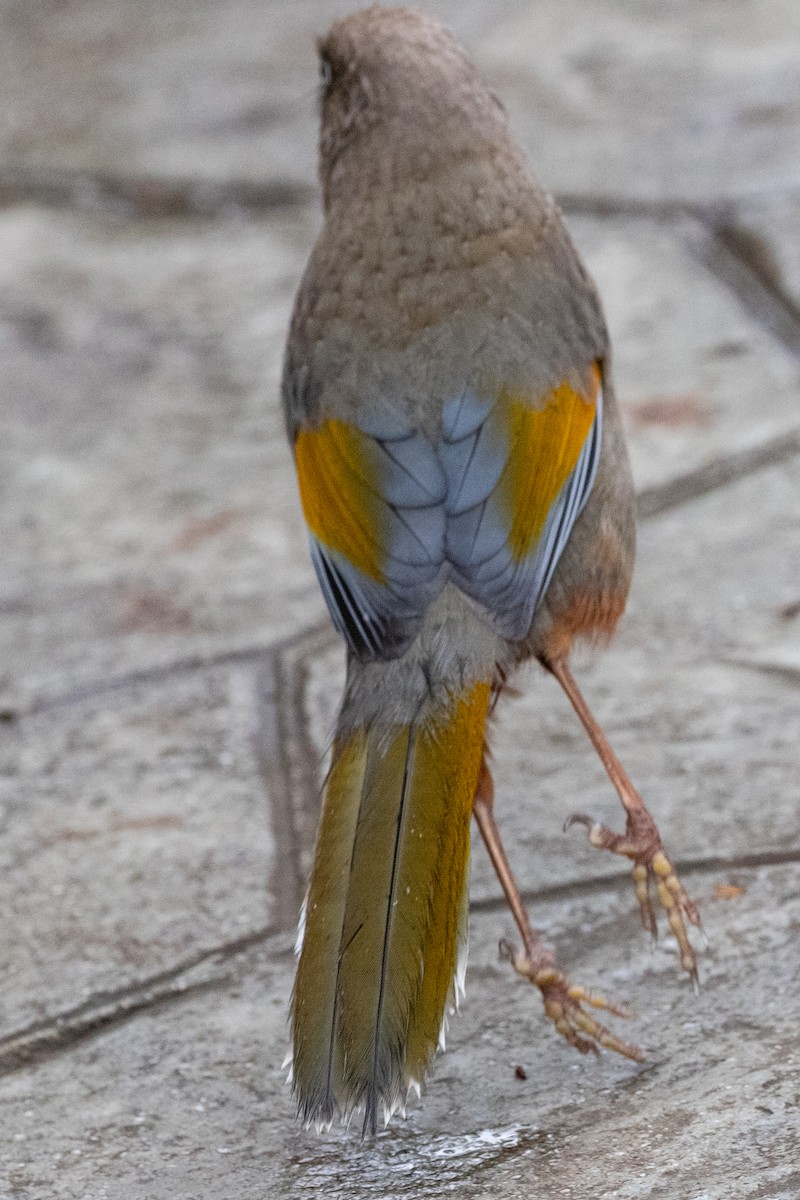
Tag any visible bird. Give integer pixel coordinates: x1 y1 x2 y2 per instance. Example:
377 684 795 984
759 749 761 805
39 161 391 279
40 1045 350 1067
282 4 701 1135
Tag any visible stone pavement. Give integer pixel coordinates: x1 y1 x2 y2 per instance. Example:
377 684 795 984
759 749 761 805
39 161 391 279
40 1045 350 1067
1 2 799 1198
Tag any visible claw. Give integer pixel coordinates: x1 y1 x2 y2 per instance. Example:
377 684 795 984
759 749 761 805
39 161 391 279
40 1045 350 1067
498 938 644 1063
566 810 703 985
563 812 594 835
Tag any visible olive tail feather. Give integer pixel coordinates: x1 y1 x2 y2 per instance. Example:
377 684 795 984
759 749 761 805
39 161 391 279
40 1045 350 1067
290 680 490 1132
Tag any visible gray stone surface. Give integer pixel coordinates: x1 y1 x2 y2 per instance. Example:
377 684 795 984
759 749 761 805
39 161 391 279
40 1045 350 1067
729 195 800 314
3 866 799 1200
0 664 275 1037
483 0 800 204
0 206 327 710
2 2 800 1198
3 1 800 203
0 0 499 194
568 218 800 491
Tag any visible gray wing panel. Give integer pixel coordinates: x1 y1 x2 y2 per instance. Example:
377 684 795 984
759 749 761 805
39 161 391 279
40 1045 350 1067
440 389 603 641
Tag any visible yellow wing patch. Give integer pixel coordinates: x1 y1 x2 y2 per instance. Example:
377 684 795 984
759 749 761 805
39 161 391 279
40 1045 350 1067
294 420 387 583
499 369 599 561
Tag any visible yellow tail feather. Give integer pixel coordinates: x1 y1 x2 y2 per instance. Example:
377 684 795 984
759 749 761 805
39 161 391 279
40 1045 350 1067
291 680 490 1132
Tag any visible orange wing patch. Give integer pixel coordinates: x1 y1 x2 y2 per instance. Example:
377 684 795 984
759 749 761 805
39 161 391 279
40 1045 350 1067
500 370 599 562
294 420 387 583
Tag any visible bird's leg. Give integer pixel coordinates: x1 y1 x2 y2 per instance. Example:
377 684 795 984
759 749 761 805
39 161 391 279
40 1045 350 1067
545 655 702 986
472 756 643 1061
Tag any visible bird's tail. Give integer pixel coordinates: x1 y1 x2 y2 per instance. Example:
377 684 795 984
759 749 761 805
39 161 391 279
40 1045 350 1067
290 678 491 1134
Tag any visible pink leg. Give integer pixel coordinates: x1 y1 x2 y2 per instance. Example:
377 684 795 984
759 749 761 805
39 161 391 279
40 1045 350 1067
473 758 643 1061
547 657 703 986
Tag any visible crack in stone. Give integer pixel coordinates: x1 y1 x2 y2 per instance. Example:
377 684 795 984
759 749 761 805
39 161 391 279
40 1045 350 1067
693 218 800 359
0 165 315 220
470 845 800 915
276 628 339 883
4 162 799 230
16 621 333 720
559 194 709 220
724 656 800 687
254 651 306 933
0 925 277 1078
558 188 800 222
253 629 337 933
637 428 800 519
716 220 800 329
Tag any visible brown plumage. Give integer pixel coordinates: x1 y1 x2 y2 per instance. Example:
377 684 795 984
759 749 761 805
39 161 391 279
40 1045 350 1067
282 5 701 1133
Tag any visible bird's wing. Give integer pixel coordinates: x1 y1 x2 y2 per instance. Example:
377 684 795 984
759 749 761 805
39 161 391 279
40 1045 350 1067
292 413 448 658
291 365 602 657
441 365 603 640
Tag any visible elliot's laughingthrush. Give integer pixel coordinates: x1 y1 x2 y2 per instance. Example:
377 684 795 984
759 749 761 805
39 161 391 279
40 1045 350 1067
282 5 702 1135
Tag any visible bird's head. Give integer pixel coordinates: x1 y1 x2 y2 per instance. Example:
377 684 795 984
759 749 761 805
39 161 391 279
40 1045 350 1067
316 6 510 207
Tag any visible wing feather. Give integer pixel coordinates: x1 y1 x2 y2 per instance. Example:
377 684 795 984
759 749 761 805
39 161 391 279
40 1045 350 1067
295 417 447 658
442 374 602 639
293 369 602 658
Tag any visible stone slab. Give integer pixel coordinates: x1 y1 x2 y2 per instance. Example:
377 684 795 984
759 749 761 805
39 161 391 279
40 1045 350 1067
2 862 798 1199
482 0 800 204
567 217 800 494
0 205 327 710
0 663 274 1038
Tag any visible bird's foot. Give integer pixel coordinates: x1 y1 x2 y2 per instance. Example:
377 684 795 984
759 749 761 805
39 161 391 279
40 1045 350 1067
565 809 703 989
498 938 644 1062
